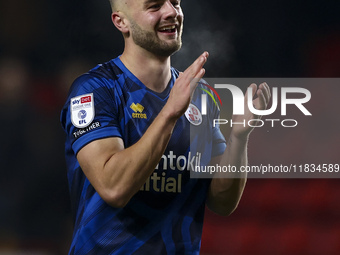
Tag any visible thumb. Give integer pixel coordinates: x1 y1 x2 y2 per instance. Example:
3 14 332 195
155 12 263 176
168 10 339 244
248 83 257 99
245 83 258 105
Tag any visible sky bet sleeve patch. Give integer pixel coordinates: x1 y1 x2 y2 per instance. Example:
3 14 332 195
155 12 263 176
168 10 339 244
70 93 95 128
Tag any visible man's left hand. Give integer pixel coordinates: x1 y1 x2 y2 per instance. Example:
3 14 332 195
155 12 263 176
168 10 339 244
231 82 271 139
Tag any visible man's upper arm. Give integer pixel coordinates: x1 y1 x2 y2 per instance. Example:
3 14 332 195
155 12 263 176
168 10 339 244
61 72 139 207
76 137 124 196
61 73 122 153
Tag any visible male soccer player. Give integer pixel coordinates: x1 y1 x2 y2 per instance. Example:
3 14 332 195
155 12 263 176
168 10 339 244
60 0 271 254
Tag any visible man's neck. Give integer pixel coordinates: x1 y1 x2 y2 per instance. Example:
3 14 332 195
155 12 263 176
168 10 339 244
120 48 172 93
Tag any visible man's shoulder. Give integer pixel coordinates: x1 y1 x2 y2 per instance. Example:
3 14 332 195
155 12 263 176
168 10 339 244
68 58 123 93
88 58 123 81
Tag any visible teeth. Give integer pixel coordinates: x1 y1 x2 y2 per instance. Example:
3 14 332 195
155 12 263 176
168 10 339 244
160 25 176 31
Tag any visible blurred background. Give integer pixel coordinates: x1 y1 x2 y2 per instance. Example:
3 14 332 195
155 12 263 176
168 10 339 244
0 0 339 254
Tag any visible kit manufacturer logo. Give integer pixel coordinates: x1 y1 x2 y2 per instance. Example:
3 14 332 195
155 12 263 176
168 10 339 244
130 103 147 119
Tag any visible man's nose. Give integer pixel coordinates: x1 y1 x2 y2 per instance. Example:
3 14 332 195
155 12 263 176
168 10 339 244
162 1 180 19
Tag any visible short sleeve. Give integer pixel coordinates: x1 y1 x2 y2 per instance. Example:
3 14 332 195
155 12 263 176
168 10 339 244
61 74 122 155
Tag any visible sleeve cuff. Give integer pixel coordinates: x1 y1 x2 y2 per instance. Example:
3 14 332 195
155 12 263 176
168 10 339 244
72 126 122 155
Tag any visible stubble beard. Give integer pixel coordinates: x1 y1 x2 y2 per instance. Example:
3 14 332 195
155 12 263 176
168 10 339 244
130 20 183 57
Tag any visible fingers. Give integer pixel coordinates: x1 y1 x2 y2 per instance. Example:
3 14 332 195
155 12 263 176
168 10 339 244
248 82 271 111
179 51 208 94
256 82 271 110
258 82 271 103
249 83 258 98
183 51 209 79
189 68 206 93
166 52 209 118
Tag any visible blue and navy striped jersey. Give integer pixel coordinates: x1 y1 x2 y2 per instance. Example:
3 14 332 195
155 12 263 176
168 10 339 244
60 57 226 254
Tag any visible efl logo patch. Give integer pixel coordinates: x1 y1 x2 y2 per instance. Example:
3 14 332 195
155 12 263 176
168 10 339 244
70 93 95 128
185 104 202 126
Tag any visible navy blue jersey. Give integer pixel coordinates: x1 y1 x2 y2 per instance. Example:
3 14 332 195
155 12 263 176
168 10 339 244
60 57 226 255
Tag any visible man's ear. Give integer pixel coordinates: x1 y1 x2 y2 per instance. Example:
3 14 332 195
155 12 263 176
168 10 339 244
111 12 129 34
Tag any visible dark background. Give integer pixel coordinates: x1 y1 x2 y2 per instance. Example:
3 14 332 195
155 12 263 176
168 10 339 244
0 0 339 254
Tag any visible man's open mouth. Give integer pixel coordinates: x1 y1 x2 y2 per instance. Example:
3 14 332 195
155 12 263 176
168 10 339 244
158 25 177 33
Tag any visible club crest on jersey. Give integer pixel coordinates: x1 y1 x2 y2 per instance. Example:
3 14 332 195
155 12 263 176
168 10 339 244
185 104 202 126
130 103 147 119
70 93 95 128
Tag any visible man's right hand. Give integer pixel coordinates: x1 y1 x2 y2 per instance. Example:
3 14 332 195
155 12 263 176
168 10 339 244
163 51 209 119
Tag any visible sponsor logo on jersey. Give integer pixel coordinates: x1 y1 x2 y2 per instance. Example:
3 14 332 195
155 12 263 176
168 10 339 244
70 93 95 128
81 95 91 104
130 103 147 119
140 151 202 194
185 104 202 126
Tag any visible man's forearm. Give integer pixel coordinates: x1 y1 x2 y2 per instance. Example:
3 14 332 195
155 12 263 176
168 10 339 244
207 133 248 215
207 83 271 215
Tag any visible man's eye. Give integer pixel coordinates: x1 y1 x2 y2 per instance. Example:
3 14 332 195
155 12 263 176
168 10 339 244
172 0 180 7
149 4 161 9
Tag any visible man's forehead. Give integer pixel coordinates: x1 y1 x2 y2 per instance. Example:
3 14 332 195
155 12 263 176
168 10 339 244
122 0 165 7
114 0 172 12
114 0 137 10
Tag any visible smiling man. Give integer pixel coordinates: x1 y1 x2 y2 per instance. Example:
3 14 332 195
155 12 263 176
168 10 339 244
60 0 270 254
